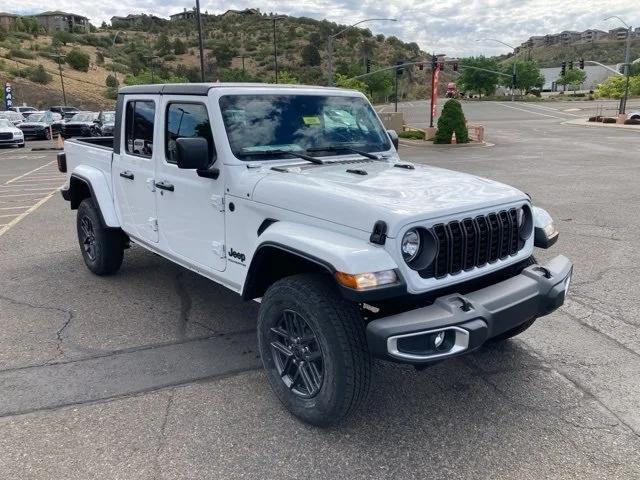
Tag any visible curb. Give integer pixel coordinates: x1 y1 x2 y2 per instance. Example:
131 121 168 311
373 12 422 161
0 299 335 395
399 140 493 148
561 119 640 132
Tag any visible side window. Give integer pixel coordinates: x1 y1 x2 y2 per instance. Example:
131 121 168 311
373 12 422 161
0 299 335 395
125 100 155 157
165 103 214 164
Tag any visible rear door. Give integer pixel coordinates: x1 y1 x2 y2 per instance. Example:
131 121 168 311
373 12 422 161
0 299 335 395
155 96 226 272
112 97 159 243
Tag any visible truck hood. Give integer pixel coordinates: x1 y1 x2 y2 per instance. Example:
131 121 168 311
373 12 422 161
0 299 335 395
19 122 47 128
251 160 528 237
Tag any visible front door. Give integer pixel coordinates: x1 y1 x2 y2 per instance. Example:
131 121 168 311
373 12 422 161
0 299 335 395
112 97 159 243
155 97 226 272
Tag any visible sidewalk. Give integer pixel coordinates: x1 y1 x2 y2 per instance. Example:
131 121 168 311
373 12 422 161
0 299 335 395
563 118 640 131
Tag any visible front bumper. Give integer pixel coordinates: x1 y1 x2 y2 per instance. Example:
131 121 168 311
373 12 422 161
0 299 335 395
366 255 572 364
0 138 24 145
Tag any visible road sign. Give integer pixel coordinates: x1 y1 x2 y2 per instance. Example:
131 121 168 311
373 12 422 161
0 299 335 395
4 82 12 109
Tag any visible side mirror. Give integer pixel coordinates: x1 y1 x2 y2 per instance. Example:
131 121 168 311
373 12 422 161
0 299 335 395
176 137 211 170
387 129 399 150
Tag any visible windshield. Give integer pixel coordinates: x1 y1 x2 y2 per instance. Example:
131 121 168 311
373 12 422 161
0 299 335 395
219 94 391 160
0 119 12 128
25 113 45 122
73 113 97 122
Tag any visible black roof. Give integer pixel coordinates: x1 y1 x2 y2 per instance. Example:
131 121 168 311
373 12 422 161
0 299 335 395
118 83 345 96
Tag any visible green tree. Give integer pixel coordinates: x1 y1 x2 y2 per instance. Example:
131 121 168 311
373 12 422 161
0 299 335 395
105 74 119 88
502 60 545 93
52 30 74 46
28 64 52 84
66 48 90 72
334 74 370 99
173 38 186 55
434 99 469 144
557 69 587 93
278 71 299 84
595 74 640 99
458 56 500 98
301 43 321 66
155 33 172 55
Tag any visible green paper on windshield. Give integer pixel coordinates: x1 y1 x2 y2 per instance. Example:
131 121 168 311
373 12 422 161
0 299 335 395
303 115 321 125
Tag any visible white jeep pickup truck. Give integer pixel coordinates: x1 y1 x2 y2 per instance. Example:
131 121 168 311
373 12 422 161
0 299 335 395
59 83 572 426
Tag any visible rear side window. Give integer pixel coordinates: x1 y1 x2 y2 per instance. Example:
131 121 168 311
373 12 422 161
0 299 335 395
165 102 214 164
125 100 155 157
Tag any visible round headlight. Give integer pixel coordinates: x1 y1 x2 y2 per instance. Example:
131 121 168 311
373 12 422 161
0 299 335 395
401 229 421 262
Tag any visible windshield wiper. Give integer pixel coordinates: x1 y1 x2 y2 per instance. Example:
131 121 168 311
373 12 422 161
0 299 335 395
238 149 324 164
305 145 380 160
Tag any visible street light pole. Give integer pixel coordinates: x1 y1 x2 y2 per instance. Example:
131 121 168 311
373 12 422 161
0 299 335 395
327 18 397 86
605 16 633 114
195 0 206 82
268 16 285 83
477 38 519 101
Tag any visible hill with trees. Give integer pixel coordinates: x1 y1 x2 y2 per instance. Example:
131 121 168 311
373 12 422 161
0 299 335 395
0 10 432 108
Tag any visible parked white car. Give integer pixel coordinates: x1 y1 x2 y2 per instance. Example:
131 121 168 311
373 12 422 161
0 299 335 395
0 111 26 126
0 118 25 148
629 111 640 120
59 83 572 426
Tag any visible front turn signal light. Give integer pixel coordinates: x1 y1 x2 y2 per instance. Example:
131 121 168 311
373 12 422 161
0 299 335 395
335 270 398 290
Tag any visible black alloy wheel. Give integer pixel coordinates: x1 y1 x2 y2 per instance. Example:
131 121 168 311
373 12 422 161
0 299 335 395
79 216 97 261
269 309 324 398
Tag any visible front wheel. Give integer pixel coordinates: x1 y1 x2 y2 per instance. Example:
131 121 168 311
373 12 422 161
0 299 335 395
258 274 371 427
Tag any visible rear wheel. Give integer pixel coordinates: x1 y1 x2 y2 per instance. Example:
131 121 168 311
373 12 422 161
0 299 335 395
76 198 124 275
44 129 51 140
258 274 371 427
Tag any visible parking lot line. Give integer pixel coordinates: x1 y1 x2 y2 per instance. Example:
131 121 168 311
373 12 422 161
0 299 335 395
0 192 57 198
0 190 57 238
0 205 30 210
5 160 55 184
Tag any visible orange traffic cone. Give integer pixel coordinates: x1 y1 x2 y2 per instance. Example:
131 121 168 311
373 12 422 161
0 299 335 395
451 131 457 144
56 133 64 149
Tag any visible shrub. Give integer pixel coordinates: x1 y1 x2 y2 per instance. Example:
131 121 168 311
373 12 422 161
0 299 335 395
105 74 119 88
399 130 425 140
66 48 90 72
95 51 104 65
8 47 34 59
624 118 640 125
602 117 617 124
29 64 52 84
434 99 469 144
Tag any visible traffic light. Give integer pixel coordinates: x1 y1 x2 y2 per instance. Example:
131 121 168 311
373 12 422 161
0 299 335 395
579 58 584 70
395 60 403 76
568 60 573 70
431 55 437 71
366 58 371 73
561 61 566 76
453 62 458 72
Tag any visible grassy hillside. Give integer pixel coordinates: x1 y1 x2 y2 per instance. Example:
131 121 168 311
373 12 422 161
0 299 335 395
0 12 429 108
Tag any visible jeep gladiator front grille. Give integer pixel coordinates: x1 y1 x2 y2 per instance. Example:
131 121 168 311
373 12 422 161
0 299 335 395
420 208 520 279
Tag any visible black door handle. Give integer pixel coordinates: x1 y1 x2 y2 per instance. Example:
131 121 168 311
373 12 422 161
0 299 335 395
119 170 134 180
155 181 175 192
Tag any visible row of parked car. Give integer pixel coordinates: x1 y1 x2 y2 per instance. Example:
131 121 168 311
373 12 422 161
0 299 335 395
0 105 115 147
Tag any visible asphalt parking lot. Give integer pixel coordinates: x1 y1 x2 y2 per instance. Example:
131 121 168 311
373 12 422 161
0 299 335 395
1 101 639 479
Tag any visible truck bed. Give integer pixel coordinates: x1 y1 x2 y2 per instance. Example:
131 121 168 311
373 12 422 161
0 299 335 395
63 137 115 195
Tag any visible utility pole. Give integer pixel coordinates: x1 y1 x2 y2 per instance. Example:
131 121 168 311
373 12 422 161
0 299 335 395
51 53 67 106
270 16 285 83
195 0 206 82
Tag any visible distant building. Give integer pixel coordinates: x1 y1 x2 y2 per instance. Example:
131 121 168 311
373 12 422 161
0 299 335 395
33 11 89 33
580 29 607 43
609 27 630 41
170 8 196 21
221 8 261 17
0 12 17 29
559 30 581 45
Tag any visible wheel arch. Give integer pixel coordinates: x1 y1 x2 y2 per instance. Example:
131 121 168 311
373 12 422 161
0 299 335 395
67 169 120 228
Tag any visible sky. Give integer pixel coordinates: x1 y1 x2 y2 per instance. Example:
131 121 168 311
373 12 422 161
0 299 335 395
11 0 639 57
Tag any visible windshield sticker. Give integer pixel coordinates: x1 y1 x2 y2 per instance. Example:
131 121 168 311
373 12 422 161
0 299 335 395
302 116 321 126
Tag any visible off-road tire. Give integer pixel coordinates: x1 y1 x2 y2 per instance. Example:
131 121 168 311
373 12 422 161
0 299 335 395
76 198 124 275
258 274 371 427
